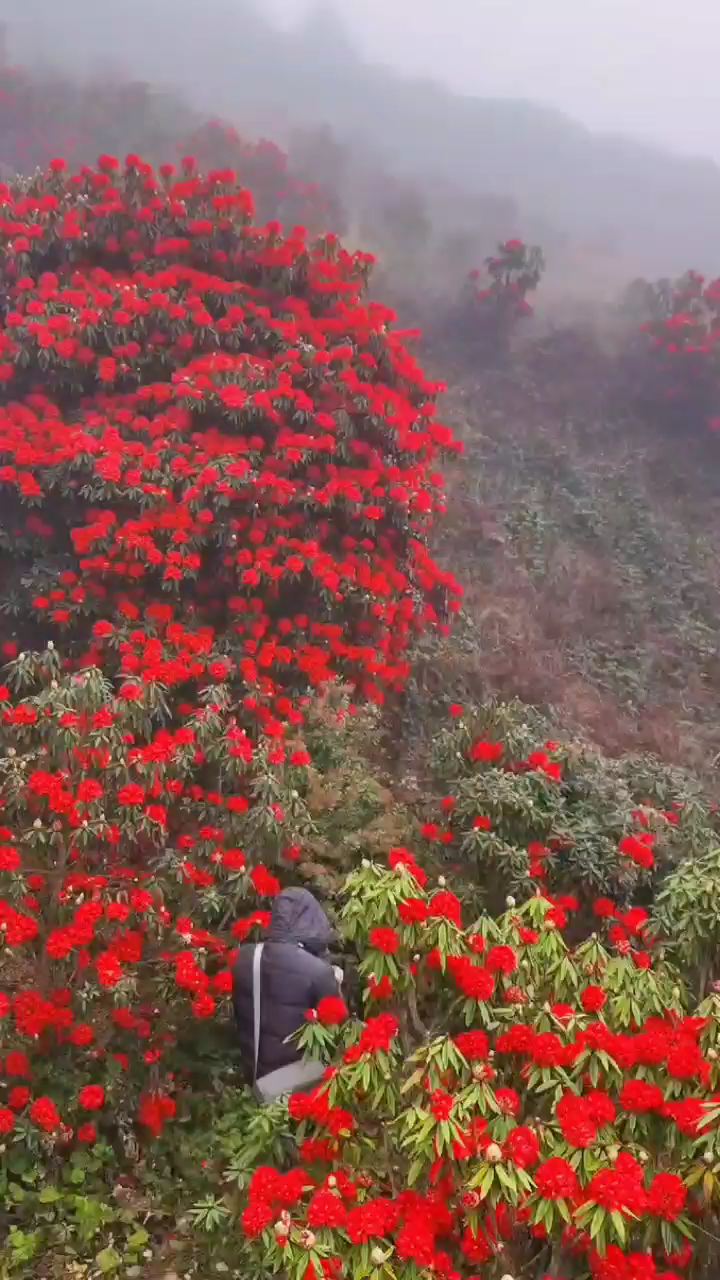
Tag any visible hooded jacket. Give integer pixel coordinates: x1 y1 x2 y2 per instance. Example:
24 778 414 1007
232 887 340 1080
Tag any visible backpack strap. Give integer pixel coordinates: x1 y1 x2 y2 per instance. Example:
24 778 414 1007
252 942 265 1084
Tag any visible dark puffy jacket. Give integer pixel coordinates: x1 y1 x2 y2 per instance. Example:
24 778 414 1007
232 887 340 1080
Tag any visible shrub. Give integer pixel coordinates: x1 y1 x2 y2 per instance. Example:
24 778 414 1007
622 270 720 432
421 701 718 944
0 153 461 703
227 849 720 1280
461 238 545 361
0 152 460 1271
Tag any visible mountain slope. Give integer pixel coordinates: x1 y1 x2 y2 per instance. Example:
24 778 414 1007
4 0 720 272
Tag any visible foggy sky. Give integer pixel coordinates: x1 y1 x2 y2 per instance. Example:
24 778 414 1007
268 0 720 160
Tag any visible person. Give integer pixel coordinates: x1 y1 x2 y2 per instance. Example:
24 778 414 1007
232 886 342 1086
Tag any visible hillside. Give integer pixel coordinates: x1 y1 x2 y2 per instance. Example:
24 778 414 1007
3 93 720 1280
414 343 720 769
5 0 720 273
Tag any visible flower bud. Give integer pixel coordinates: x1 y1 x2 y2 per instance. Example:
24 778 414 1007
371 1248 386 1266
299 1231 317 1249
486 1142 503 1163
327 1175 337 1188
437 876 446 887
33 818 42 829
361 858 371 869
704 1150 714 1165
505 895 516 908
274 1221 290 1239
708 1048 718 1061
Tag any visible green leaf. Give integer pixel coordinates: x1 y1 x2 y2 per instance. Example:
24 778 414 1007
590 1206 606 1240
96 1247 122 1273
38 1187 62 1204
610 1210 626 1243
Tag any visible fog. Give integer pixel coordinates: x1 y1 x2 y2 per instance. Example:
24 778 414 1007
3 0 720 277
267 0 720 161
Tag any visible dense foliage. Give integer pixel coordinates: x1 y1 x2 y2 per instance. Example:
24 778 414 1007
233 846 720 1280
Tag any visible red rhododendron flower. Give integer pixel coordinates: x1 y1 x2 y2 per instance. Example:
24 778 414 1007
0 1108 16 1135
399 898 429 925
534 1157 579 1201
620 1080 665 1114
369 927 400 955
30 1096 61 1133
469 740 504 764
307 1188 348 1229
454 1030 489 1061
486 944 518 975
429 890 463 926
504 1125 540 1169
317 996 349 1026
647 1172 687 1221
78 1085 106 1111
581 985 607 1014
250 866 281 897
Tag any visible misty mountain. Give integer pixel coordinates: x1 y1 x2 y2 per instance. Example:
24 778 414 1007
3 0 720 273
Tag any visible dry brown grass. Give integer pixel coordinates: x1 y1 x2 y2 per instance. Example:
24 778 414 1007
426 344 720 767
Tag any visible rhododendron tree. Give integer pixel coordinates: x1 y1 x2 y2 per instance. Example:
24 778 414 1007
462 239 545 360
0 154 461 707
0 151 460 1271
623 269 720 433
226 851 720 1280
